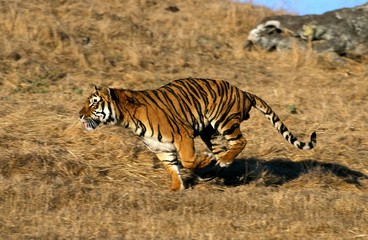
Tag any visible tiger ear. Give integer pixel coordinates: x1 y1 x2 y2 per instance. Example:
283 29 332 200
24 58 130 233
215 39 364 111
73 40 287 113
100 85 111 98
94 85 98 91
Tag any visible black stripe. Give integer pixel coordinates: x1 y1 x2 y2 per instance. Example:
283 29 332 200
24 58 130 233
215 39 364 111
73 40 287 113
221 112 241 128
170 132 175 143
99 102 106 118
213 150 225 155
158 125 163 142
140 91 180 134
223 123 240 136
107 102 117 122
164 87 191 124
206 83 217 99
214 99 236 130
168 82 205 130
141 91 160 105
215 82 233 120
162 158 179 165
285 134 290 141
188 79 210 106
298 142 305 149
137 120 146 137
185 81 202 99
227 133 243 142
280 123 287 133
171 82 193 104
272 113 280 125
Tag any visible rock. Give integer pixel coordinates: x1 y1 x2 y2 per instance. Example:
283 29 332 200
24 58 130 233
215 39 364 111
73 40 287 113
245 4 368 59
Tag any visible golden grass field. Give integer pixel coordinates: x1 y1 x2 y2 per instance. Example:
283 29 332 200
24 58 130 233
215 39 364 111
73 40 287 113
0 0 367 239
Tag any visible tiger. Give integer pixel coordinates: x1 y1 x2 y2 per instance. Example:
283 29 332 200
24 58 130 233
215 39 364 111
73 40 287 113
79 78 316 191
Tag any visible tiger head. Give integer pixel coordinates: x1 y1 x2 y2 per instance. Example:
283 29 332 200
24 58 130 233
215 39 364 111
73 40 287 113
79 86 119 131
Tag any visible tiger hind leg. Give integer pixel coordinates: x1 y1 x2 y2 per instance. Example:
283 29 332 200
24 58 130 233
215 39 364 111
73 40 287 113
155 152 184 191
189 127 227 181
200 125 228 161
216 123 247 167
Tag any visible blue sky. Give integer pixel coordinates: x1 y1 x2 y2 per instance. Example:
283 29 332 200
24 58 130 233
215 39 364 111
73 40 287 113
243 0 367 15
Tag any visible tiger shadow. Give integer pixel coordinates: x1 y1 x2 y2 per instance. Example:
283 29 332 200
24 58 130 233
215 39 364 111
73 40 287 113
187 157 367 188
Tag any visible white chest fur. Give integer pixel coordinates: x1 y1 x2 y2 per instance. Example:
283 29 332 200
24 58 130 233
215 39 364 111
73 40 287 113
142 137 176 153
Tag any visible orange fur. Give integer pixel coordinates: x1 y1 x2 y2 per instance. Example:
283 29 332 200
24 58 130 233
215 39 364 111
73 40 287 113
79 78 316 190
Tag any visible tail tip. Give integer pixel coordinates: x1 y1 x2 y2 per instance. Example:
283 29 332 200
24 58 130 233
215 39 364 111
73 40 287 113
308 131 317 149
311 131 317 142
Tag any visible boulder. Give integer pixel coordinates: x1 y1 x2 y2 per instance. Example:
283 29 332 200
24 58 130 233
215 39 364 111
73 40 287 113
245 4 368 59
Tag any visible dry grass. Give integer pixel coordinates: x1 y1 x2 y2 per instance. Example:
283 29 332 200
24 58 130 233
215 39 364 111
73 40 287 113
0 0 367 239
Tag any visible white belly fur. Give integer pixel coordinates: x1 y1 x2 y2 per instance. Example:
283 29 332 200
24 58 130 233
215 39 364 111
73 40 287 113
142 137 176 153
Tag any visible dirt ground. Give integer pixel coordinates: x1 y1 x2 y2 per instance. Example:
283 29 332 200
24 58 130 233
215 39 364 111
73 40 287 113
0 0 367 239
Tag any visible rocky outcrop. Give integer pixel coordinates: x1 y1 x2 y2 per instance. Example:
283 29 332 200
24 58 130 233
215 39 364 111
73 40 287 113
245 4 368 59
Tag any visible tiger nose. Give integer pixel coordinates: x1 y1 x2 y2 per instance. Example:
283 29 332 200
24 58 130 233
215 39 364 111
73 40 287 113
79 114 84 120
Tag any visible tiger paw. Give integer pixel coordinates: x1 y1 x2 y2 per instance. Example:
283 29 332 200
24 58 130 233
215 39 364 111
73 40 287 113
192 160 222 182
197 152 216 168
217 160 233 168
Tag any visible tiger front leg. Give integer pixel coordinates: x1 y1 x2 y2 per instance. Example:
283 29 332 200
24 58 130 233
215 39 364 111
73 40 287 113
176 137 214 170
155 152 184 191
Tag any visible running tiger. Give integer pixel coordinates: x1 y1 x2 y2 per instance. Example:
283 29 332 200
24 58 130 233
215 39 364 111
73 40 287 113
79 78 316 191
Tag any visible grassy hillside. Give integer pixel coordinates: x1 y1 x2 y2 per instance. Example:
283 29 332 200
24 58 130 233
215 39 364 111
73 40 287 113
0 0 367 239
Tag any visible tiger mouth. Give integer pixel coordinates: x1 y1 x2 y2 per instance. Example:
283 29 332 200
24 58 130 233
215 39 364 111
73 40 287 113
82 119 101 131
